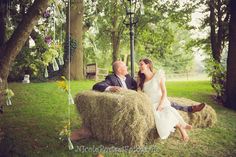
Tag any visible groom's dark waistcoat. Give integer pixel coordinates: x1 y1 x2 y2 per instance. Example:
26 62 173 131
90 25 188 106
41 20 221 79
92 74 137 92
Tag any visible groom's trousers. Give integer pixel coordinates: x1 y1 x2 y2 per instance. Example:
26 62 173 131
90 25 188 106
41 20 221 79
170 102 192 112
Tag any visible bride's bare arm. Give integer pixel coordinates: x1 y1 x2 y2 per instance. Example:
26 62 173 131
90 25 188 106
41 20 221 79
157 78 167 111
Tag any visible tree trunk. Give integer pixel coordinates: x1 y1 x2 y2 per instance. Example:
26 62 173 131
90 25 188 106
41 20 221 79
209 0 223 62
111 30 120 62
0 0 50 88
225 0 236 110
65 0 84 80
110 1 122 63
0 4 7 47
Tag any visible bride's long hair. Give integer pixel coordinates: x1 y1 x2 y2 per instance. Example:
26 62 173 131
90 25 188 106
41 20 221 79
138 58 153 90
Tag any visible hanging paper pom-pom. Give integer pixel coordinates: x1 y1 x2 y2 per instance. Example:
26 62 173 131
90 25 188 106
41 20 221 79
52 58 59 71
68 92 74 105
68 138 74 150
58 56 64 65
44 67 48 78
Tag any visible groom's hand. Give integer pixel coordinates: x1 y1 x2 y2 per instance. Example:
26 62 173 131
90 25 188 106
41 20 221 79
110 86 123 92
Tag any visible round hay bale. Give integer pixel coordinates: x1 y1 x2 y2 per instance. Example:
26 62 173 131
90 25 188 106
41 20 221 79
168 97 217 128
74 90 217 146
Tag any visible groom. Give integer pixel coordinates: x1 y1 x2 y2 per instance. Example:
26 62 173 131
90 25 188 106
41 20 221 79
93 61 205 113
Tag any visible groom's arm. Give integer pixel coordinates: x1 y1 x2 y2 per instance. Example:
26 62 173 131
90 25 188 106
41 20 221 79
92 76 113 92
125 74 137 91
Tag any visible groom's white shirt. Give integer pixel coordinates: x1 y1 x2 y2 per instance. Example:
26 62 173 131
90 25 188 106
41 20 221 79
117 75 127 89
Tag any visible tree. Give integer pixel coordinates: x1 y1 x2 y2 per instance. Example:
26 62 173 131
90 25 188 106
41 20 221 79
225 0 236 110
0 0 50 87
209 0 229 63
64 0 84 80
95 0 125 63
0 1 7 46
194 0 229 102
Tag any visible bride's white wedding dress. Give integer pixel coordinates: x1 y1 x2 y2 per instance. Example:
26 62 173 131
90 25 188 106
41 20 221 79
143 70 187 139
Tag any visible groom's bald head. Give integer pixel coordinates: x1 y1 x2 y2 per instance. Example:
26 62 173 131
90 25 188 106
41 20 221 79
112 61 128 76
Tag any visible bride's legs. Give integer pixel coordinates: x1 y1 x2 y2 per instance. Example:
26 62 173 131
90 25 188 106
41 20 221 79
176 124 189 141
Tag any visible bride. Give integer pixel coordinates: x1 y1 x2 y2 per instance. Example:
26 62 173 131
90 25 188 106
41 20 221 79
137 58 191 141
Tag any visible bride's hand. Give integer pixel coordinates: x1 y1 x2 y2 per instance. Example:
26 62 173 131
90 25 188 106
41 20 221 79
157 106 163 112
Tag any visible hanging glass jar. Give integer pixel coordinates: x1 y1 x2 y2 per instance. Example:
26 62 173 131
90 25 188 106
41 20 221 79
44 67 49 78
52 58 59 71
68 92 74 105
58 55 64 65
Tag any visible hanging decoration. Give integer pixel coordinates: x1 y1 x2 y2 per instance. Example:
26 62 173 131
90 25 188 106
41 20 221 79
58 55 64 65
68 92 74 105
52 58 59 71
44 67 49 78
67 137 74 150
5 88 14 106
59 121 74 150
57 76 75 150
51 0 74 150
56 76 74 106
41 0 66 78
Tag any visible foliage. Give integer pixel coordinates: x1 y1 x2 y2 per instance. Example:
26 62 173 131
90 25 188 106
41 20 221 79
5 0 207 80
136 21 194 73
204 58 226 103
5 88 14 98
192 0 229 103
82 0 197 73
8 38 47 81
64 36 77 65
6 0 66 81
42 43 63 66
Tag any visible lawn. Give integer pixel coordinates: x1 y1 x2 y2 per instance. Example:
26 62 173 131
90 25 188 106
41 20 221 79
0 80 236 157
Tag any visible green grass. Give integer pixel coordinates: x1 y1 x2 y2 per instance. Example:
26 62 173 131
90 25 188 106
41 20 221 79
0 80 236 157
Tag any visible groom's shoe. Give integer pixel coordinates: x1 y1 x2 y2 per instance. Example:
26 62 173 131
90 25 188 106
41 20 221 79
192 103 206 113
